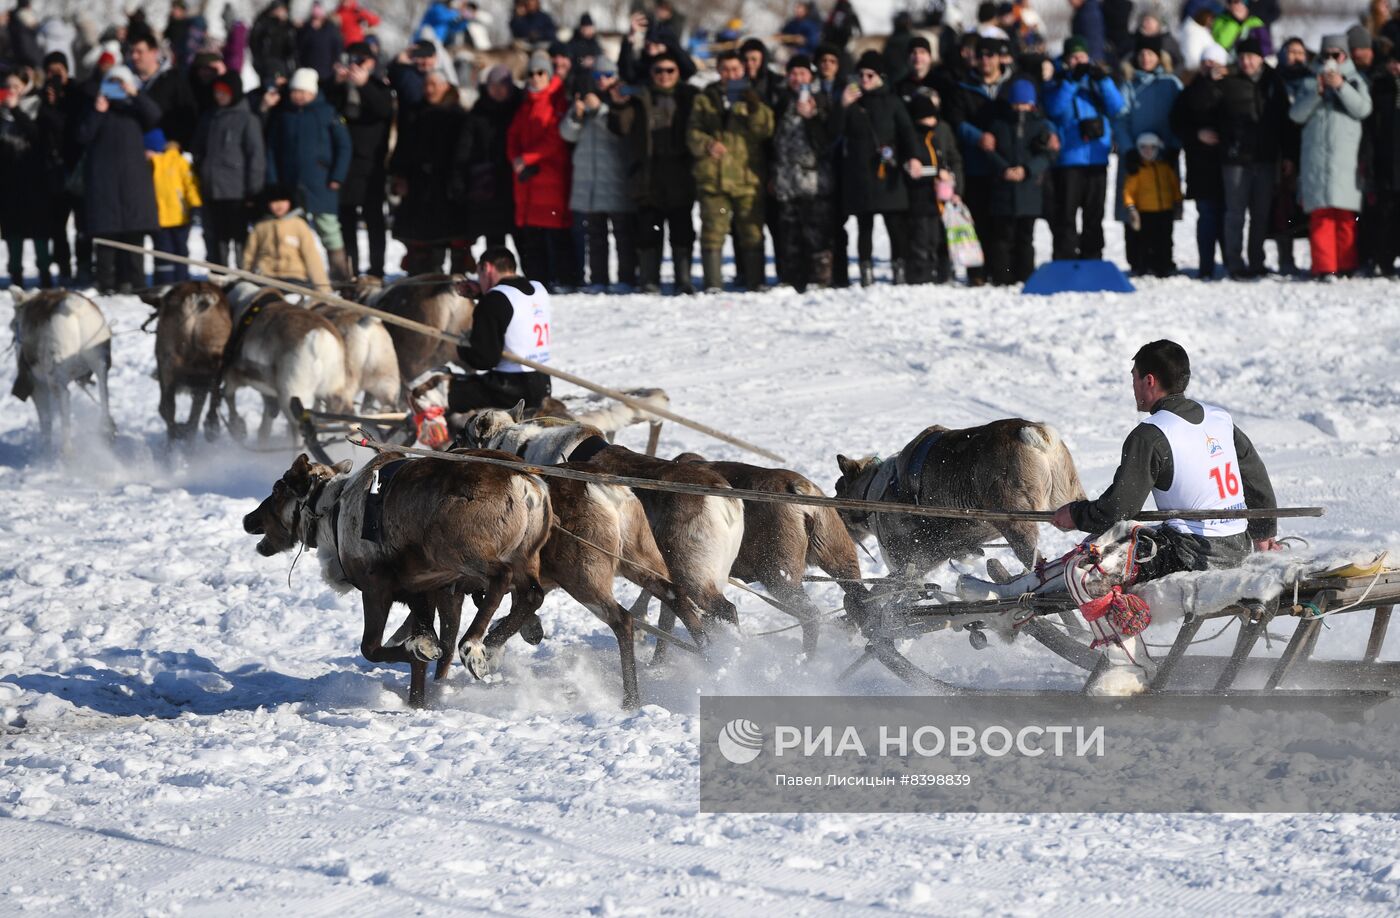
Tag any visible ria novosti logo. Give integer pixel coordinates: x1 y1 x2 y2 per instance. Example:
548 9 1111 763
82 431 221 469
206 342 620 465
717 719 764 764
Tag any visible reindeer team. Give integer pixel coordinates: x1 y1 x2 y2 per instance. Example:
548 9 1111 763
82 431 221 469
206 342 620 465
7 278 1086 709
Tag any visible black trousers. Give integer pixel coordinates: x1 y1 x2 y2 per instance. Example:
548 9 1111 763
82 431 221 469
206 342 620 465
906 211 949 283
205 199 250 269
1137 527 1251 581
962 175 994 284
985 214 1037 285
341 186 387 277
516 225 579 290
580 212 639 288
1138 210 1175 276
1374 190 1400 275
94 230 144 292
777 196 835 289
1051 165 1107 261
47 195 73 280
448 370 552 412
854 212 909 263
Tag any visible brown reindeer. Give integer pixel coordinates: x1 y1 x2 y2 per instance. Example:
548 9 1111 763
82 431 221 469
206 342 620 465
833 420 1086 580
242 450 551 706
674 454 867 657
140 282 232 441
527 472 704 708
347 274 475 382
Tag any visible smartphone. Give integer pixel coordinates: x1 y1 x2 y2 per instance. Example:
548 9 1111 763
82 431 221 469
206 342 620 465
99 79 128 100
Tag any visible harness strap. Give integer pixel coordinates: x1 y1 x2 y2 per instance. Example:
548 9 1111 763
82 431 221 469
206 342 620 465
567 434 610 464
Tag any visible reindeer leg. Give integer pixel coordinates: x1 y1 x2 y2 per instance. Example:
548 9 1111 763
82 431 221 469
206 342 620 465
458 570 512 681
55 382 72 455
435 591 463 681
186 384 209 440
158 376 179 440
603 600 641 709
223 385 246 441
256 394 279 444
769 578 823 659
358 587 424 706
650 599 676 665
31 383 54 452
95 349 114 440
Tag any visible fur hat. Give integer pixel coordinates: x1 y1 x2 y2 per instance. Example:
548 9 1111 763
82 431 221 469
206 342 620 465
289 67 319 94
528 50 554 76
854 49 886 76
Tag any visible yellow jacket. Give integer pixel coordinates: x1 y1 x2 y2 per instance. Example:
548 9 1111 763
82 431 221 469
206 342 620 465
1123 160 1182 214
150 144 203 228
242 212 330 290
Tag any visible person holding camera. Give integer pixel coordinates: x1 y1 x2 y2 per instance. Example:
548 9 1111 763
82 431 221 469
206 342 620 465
1290 33 1373 279
1044 34 1125 262
560 57 636 291
985 78 1055 285
330 41 392 277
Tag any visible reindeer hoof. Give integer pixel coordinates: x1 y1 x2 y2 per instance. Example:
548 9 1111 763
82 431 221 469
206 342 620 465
519 614 545 646
459 639 501 680
405 633 443 663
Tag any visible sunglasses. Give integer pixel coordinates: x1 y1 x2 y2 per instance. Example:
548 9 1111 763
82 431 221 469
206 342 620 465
531 69 549 76
651 66 678 74
978 49 999 58
859 70 879 78
1323 50 1344 60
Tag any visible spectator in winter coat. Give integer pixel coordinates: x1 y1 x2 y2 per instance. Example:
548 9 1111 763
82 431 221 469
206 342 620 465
129 32 199 148
1219 37 1290 277
1069 0 1107 63
387 40 439 126
1171 43 1229 277
144 128 202 284
1367 46 1400 275
0 73 58 288
560 58 636 291
508 51 576 290
328 42 392 277
986 78 1055 285
688 50 775 292
191 77 265 268
741 38 784 111
821 0 861 51
896 36 942 107
1044 36 1126 261
265 68 352 280
418 1 467 47
295 4 344 85
608 50 698 294
249 0 297 85
510 0 557 46
837 49 921 286
1273 37 1312 274
470 66 523 252
905 93 963 284
37 53 78 283
1349 25 1383 273
947 35 1013 285
389 71 473 275
79 66 161 294
1123 132 1182 276
781 1 823 56
564 13 604 66
1120 13 1183 70
243 185 329 289
772 55 837 291
1114 34 1182 274
334 0 379 47
1290 34 1373 279
1211 0 1271 57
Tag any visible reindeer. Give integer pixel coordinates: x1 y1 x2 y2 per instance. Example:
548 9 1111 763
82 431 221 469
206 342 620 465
457 408 746 655
347 274 475 382
309 304 401 410
673 454 867 657
220 282 355 442
833 420 1086 583
140 282 232 441
8 289 115 451
242 450 552 706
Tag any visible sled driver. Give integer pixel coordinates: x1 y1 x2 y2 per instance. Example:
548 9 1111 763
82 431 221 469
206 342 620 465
1050 339 1283 579
449 246 553 413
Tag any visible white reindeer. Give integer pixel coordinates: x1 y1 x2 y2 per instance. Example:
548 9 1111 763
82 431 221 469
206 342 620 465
8 290 115 452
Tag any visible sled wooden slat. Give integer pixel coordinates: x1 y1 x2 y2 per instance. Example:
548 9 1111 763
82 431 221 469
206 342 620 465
1365 605 1393 664
1264 617 1323 690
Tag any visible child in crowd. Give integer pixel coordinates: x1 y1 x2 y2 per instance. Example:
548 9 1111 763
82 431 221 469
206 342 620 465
1123 132 1182 277
905 93 964 284
242 185 330 290
146 128 203 284
985 78 1055 286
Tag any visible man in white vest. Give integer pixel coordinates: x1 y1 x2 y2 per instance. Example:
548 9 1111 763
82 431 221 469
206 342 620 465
449 246 553 412
1051 339 1282 579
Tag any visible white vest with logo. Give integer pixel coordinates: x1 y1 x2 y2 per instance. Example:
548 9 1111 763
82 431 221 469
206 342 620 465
1141 402 1248 537
494 281 551 373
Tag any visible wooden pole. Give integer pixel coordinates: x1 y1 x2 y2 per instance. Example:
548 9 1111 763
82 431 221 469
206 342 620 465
347 432 1326 525
93 238 789 463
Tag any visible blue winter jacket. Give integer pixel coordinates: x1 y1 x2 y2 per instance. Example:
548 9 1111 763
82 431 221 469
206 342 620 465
265 95 352 214
1114 67 1183 154
1044 68 1126 167
419 3 468 45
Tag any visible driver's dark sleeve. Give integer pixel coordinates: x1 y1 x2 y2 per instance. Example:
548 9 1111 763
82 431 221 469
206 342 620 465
1235 427 1277 540
455 292 511 371
1067 424 1172 533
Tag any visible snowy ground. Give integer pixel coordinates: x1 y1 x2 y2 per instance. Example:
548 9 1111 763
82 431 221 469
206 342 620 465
3 211 1400 916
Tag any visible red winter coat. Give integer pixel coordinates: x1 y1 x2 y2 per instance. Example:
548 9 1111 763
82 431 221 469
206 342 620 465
506 77 572 229
336 1 380 46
